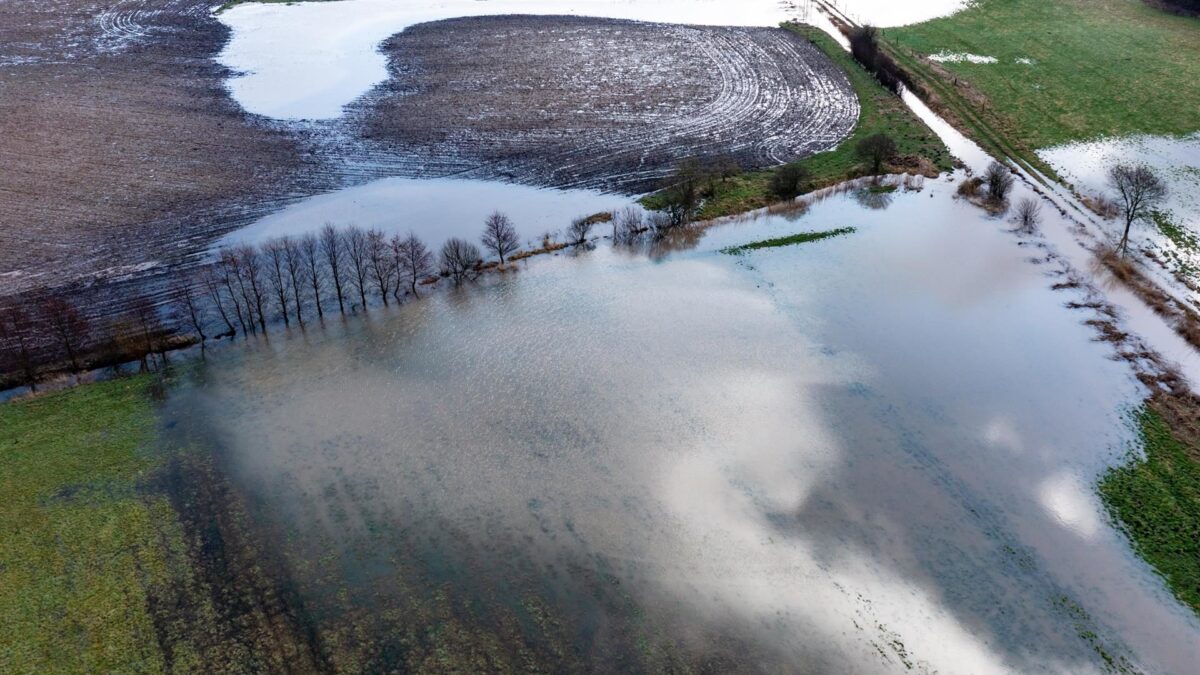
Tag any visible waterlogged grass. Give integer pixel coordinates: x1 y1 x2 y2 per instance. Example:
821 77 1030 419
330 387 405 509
721 227 856 255
887 0 1200 149
645 27 952 220
1100 406 1200 615
0 376 182 672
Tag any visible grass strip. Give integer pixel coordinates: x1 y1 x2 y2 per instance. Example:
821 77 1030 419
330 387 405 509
1100 405 1200 615
721 227 856 255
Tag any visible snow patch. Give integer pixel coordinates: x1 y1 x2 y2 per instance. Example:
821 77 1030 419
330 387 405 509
928 52 998 64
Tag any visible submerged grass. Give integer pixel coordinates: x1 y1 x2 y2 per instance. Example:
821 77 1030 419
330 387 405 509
887 0 1200 149
1100 405 1200 615
721 226 856 255
0 376 181 672
644 27 952 221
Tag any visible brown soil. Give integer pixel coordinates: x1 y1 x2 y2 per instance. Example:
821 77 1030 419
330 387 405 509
353 16 860 193
0 0 313 297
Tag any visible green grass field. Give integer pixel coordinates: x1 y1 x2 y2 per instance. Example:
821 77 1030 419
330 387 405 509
1100 406 1200 615
886 0 1200 150
645 27 953 220
0 377 186 672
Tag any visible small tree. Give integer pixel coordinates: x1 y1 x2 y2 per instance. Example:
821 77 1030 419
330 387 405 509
1015 197 1042 233
660 158 706 226
1108 163 1168 255
366 228 394 306
0 305 39 390
567 216 595 245
612 206 645 243
343 226 371 310
392 232 433 298
41 294 90 373
263 238 292 327
481 211 520 264
770 163 810 200
199 265 237 338
282 236 306 326
171 281 207 344
856 133 897 176
440 238 482 284
237 244 269 334
299 232 325 319
984 161 1014 204
320 223 347 315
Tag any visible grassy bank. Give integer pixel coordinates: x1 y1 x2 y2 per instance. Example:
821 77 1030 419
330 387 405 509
886 0 1200 150
645 26 952 221
0 377 181 671
1100 402 1200 615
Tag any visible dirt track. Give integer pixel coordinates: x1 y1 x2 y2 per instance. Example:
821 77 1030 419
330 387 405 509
353 16 859 193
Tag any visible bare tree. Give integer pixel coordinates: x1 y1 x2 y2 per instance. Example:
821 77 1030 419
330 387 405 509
40 294 90 374
856 134 897 176
1015 197 1042 234
263 238 292 327
366 228 394 306
440 237 482 284
171 280 207 344
392 232 433 298
343 226 371 310
0 305 39 390
984 161 1015 204
660 158 706 226
612 206 645 243
199 264 237 338
237 244 269 334
218 248 252 336
567 216 595 245
1108 163 1168 255
128 294 161 371
300 232 325 319
481 211 520 264
770 162 810 199
320 223 348 315
282 236 306 326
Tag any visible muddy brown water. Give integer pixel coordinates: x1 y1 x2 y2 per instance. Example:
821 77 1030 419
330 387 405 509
164 180 1200 673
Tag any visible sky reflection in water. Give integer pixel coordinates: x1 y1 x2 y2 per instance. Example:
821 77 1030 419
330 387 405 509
167 179 1200 672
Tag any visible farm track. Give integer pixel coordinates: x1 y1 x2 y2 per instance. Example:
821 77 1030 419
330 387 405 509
0 4 857 323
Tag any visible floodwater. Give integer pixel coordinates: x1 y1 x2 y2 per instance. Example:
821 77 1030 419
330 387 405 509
216 176 640 251
216 0 969 120
1039 134 1200 242
167 180 1200 672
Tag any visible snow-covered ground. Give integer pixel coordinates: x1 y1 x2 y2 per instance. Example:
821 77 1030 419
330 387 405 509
1039 134 1200 302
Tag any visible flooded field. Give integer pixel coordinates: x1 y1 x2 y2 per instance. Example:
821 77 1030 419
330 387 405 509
218 177 640 251
166 179 1200 672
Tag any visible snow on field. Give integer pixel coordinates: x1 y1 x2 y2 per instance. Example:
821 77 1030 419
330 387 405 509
1040 134 1200 298
217 0 968 120
928 51 998 64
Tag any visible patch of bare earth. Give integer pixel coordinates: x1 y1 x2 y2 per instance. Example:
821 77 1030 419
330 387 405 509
351 16 860 193
0 0 312 297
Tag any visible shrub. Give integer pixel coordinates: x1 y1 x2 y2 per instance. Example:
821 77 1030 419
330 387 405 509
770 163 810 200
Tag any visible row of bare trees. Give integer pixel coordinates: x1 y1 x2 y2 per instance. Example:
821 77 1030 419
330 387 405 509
1 208 621 390
0 290 175 392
